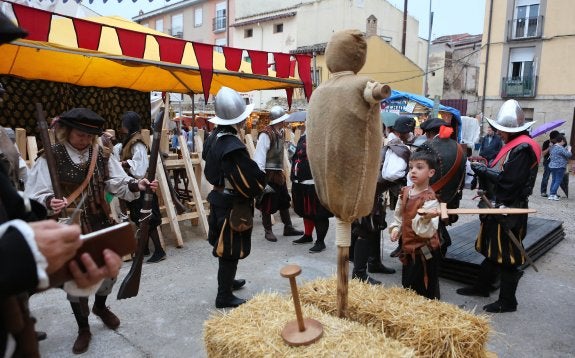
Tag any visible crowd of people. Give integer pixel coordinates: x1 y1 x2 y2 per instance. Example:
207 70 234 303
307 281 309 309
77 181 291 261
0 12 566 357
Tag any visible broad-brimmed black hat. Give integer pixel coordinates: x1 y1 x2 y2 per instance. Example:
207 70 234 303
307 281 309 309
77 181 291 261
0 11 27 45
394 116 415 134
420 117 450 133
59 108 105 135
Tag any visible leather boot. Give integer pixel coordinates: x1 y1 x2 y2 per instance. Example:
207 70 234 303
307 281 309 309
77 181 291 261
457 259 497 297
232 279 246 291
368 260 396 274
70 299 91 354
483 269 523 313
367 234 395 274
280 209 303 236
262 213 277 242
147 230 166 263
92 305 121 330
72 328 92 355
230 260 246 291
215 258 246 308
352 237 381 285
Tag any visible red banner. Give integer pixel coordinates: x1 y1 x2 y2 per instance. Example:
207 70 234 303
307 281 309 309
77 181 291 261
155 36 187 64
116 28 146 58
247 50 268 76
73 18 102 51
222 46 243 72
12 3 51 42
285 88 294 110
295 54 313 100
192 42 214 104
273 52 291 78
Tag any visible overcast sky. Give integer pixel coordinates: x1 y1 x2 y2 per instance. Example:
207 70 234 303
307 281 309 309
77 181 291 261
86 0 486 40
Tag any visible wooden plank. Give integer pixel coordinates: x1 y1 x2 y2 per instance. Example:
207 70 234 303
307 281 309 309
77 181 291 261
26 136 38 164
442 217 565 283
179 134 209 237
141 129 151 148
244 133 256 158
156 155 184 247
160 129 170 154
15 128 27 161
283 147 291 189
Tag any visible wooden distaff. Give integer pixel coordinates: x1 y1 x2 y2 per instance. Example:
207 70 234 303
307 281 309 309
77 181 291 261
117 109 164 300
36 103 66 217
417 202 537 220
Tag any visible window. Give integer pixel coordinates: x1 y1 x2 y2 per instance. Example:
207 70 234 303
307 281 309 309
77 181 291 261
274 23 283 33
312 67 322 86
244 28 253 38
194 7 203 27
213 2 226 32
502 47 537 97
156 19 164 33
215 38 226 53
522 108 534 122
508 47 535 81
513 2 540 38
171 14 183 38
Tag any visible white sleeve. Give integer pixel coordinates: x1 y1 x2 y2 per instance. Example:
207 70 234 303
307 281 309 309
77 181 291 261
125 142 148 179
105 156 140 201
112 143 122 161
382 150 408 182
0 219 49 290
388 194 403 235
253 133 270 171
412 199 440 238
63 279 103 297
24 157 53 208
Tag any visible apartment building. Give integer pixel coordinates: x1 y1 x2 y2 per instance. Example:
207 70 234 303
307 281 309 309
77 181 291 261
427 34 483 116
231 0 426 107
479 0 575 143
133 0 234 47
131 0 427 109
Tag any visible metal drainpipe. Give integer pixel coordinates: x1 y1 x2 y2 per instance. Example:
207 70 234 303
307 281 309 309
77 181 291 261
312 51 317 87
401 0 408 55
480 0 494 136
226 0 230 46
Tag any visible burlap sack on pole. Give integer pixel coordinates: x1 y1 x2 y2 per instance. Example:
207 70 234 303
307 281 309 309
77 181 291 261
307 30 386 227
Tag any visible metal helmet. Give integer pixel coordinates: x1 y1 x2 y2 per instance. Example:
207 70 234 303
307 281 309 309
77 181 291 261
209 87 254 125
268 105 289 125
486 99 535 133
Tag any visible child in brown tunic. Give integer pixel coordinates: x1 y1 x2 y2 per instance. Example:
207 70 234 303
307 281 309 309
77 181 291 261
389 151 441 299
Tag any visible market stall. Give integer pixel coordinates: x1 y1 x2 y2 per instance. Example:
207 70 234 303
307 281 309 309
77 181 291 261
381 90 463 142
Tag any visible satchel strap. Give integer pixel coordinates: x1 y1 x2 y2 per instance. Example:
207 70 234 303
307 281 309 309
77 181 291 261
430 143 463 193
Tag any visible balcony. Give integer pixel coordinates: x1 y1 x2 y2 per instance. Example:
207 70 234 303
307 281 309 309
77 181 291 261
212 16 226 32
170 29 183 38
507 16 543 41
501 76 537 98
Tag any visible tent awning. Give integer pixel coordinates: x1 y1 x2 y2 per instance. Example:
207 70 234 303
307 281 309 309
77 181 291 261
0 8 304 95
382 90 463 141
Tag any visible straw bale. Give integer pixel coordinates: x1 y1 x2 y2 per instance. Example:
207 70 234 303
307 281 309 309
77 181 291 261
298 278 491 358
204 292 416 358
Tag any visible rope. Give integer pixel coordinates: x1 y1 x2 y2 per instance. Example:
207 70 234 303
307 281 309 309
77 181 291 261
335 218 351 247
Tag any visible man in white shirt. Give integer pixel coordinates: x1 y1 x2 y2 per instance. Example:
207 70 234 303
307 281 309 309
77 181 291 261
253 106 303 242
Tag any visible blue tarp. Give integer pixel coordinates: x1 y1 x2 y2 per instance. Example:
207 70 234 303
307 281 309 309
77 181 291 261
382 90 462 141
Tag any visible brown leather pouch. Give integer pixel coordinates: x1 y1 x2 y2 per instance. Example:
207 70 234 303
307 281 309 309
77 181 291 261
48 222 135 287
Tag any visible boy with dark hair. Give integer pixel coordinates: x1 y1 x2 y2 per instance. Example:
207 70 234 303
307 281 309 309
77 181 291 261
388 150 441 299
